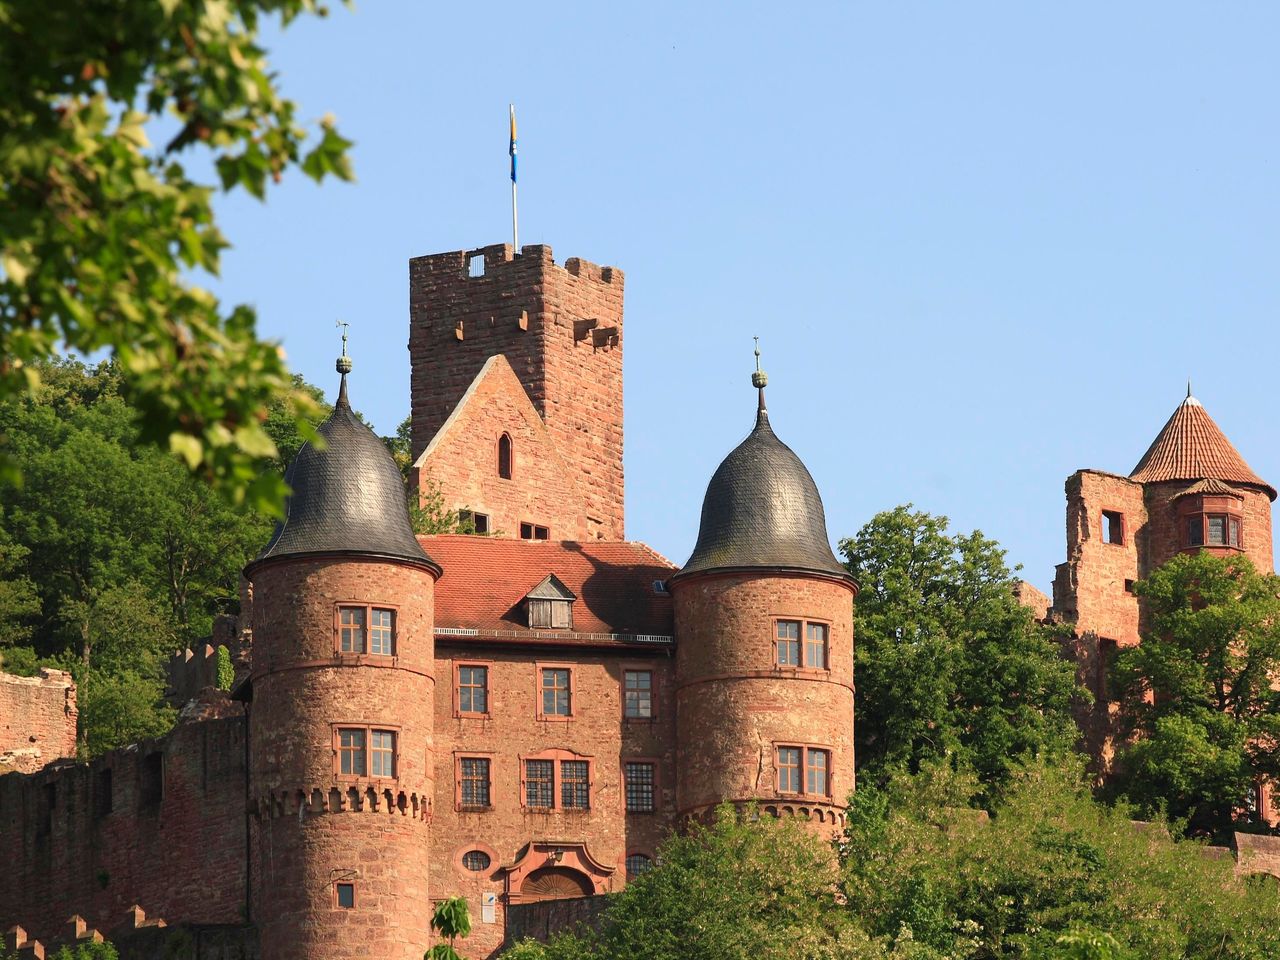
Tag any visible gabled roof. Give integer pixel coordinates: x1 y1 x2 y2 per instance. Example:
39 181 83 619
422 535 675 643
1129 394 1275 501
525 574 576 601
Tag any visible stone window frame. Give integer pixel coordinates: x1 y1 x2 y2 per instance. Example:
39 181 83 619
453 841 501 877
1100 508 1126 546
519 521 551 541
771 617 832 673
453 659 493 719
498 432 514 480
535 662 576 721
454 751 495 812
620 665 656 721
330 723 402 783
772 742 833 799
622 757 660 814
333 601 399 659
518 747 595 812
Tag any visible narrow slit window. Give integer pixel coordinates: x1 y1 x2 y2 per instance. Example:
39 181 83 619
498 433 513 479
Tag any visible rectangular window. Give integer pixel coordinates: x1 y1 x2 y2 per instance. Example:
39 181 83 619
339 606 367 653
1102 510 1124 545
561 760 590 809
369 608 395 656
458 665 489 715
336 882 355 909
520 522 551 540
776 620 800 666
804 623 828 670
625 762 655 813
460 510 490 535
1229 517 1241 548
339 729 367 776
806 749 830 797
541 668 571 717
624 670 653 719
460 757 491 808
370 730 396 778
525 759 554 808
1188 517 1204 546
777 747 801 793
1207 515 1227 546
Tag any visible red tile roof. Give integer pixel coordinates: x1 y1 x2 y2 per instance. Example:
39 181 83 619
1130 396 1275 500
419 535 676 643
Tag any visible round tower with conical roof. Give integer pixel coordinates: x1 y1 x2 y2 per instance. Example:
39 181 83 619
1130 389 1275 575
245 351 441 960
670 356 856 832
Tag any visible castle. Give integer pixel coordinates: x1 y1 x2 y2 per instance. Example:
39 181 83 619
1 241 1277 959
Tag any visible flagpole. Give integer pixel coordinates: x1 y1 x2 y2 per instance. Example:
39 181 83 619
509 104 519 253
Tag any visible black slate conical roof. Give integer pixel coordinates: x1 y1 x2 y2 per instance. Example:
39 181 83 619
250 369 440 575
675 393 849 582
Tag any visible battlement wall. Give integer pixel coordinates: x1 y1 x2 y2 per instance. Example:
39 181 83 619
0 716 249 945
0 668 77 775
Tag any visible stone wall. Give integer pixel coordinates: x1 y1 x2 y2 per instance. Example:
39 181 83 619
672 571 856 830
0 668 77 775
0 717 250 946
408 243 625 541
430 641 676 959
503 894 612 949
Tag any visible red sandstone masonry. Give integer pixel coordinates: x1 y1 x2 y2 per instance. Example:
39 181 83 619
0 668 77 775
672 573 856 833
0 717 249 946
408 244 625 541
429 643 676 959
248 557 436 960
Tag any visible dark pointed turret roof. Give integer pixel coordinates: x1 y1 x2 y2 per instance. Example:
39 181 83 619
675 388 850 582
1130 392 1275 501
250 364 440 574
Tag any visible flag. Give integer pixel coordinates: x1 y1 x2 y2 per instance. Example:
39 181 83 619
509 105 517 184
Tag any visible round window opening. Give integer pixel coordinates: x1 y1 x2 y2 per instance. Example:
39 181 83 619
462 850 492 872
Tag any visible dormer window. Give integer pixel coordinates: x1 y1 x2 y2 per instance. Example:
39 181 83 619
525 574 575 629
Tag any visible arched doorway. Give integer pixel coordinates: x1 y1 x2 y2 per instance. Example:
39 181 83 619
519 866 594 901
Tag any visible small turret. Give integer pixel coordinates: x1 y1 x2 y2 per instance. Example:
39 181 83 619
670 349 856 832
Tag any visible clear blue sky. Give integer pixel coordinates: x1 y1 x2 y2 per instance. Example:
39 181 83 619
209 2 1280 589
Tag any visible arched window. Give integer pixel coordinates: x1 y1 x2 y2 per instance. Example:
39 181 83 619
625 853 652 881
498 433 513 479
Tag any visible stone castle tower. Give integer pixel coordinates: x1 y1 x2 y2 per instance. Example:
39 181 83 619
245 363 441 960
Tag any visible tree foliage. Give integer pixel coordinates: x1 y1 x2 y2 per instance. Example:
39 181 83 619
0 0 352 512
425 896 472 960
1110 551 1280 840
840 506 1081 790
841 760 1280 959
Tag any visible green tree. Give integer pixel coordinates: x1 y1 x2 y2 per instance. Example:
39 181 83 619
0 0 352 512
1110 551 1280 840
840 506 1080 790
505 806 877 960
842 760 1280 959
426 896 472 960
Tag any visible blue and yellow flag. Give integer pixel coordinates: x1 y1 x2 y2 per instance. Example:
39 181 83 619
509 105 517 184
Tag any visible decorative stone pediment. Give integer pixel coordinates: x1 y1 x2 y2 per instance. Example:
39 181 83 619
501 840 616 902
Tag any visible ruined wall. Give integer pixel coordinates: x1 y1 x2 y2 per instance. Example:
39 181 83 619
408 244 625 540
0 668 77 775
414 355 587 541
672 572 855 831
1052 471 1144 647
0 717 249 946
430 642 675 959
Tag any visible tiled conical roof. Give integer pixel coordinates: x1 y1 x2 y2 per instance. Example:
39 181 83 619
1130 393 1275 500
